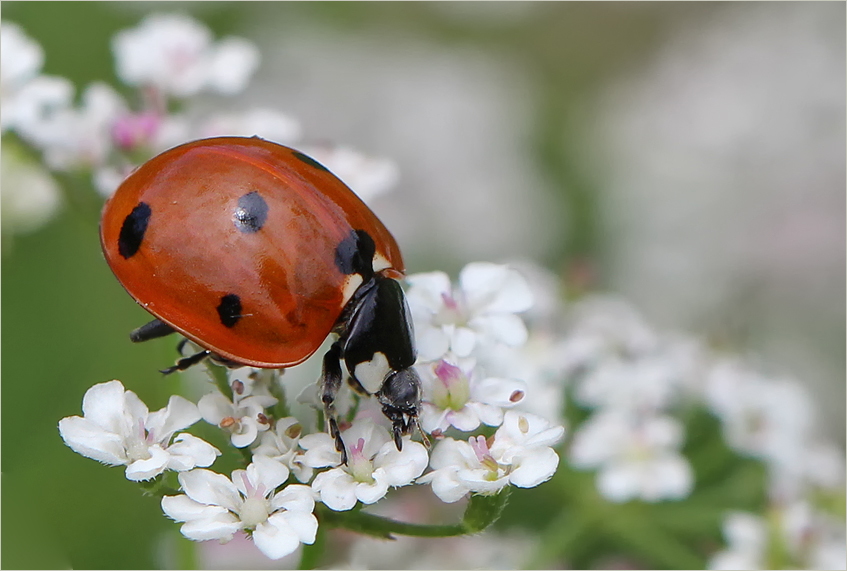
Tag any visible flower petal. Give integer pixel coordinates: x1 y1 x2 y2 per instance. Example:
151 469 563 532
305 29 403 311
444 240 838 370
246 455 290 493
445 407 482 432
270 484 316 514
162 494 226 522
421 467 469 503
147 395 201 441
469 403 505 428
253 515 300 560
198 391 232 425
276 509 318 545
415 325 451 362
58 416 127 465
471 377 527 408
312 469 358 511
80 380 131 434
179 513 242 541
230 417 259 448
509 447 559 488
450 326 477 357
300 433 342 468
125 444 170 481
166 433 220 471
179 468 242 512
459 263 533 314
354 477 390 505
470 313 528 347
406 271 452 313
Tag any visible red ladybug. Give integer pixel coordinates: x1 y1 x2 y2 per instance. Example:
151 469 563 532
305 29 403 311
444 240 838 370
100 136 422 462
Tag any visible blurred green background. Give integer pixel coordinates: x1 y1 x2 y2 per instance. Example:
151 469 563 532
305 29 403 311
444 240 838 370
2 2 844 568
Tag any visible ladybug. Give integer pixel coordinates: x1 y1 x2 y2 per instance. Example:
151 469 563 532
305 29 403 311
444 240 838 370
100 136 422 463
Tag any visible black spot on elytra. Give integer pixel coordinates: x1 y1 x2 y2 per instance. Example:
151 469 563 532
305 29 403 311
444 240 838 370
335 229 375 280
292 150 330 173
118 202 152 259
233 191 268 233
217 294 242 328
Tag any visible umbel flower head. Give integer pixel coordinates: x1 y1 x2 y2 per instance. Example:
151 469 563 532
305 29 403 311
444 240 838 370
161 456 317 560
418 410 564 503
301 419 429 511
58 380 219 481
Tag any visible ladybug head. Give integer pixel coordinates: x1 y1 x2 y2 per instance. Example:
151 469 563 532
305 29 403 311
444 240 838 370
378 366 422 450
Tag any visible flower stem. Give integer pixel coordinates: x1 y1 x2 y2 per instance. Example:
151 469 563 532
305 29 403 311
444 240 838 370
317 506 466 538
315 489 511 540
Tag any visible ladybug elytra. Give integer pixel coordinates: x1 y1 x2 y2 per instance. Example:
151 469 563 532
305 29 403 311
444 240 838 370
100 136 422 462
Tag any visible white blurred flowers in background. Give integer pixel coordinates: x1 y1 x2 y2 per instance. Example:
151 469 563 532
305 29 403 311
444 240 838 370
3 5 844 570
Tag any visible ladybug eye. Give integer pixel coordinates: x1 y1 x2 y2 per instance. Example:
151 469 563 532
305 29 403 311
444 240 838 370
217 293 243 328
233 191 268 233
118 202 152 259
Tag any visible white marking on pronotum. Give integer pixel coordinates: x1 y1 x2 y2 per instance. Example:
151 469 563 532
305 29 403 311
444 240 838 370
372 252 391 273
354 351 390 394
340 274 364 306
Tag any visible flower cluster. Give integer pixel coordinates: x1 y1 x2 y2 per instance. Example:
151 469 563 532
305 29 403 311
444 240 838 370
555 294 845 568
1 15 395 242
58 261 563 560
44 18 564 560
39 11 845 569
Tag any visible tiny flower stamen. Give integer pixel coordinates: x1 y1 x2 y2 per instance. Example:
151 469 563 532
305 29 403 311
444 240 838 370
509 390 525 403
231 380 245 395
257 413 270 425
220 416 236 429
126 418 154 461
469 435 500 474
346 437 375 484
432 360 471 411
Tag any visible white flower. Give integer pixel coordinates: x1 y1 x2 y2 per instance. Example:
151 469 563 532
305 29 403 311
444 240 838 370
569 410 693 502
573 337 701 414
418 358 526 434
58 380 219 481
0 22 74 135
1 142 62 236
38 82 126 171
112 13 259 98
406 262 533 362
554 295 661 377
298 144 399 203
0 22 43 91
418 410 563 503
198 388 276 448
161 457 317 560
253 417 313 483
705 360 813 461
301 419 428 511
93 164 134 198
708 512 767 570
709 503 847 570
196 108 301 145
702 359 833 501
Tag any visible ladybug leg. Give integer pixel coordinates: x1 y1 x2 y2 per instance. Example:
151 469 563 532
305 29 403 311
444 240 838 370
160 349 211 375
320 341 349 465
129 319 175 343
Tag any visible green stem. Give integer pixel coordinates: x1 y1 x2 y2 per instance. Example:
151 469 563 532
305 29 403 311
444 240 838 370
317 506 467 539
315 489 511 540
